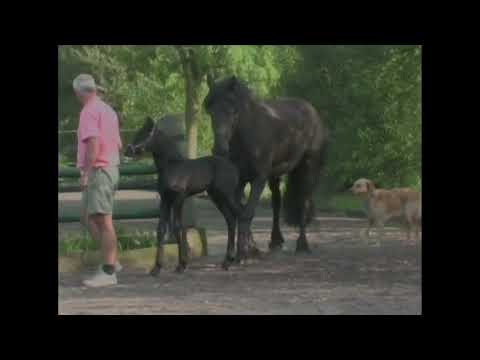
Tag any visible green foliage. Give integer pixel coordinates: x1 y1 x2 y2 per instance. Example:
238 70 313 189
281 45 421 189
58 45 421 190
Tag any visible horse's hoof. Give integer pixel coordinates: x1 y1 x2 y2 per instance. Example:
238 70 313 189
149 266 161 277
295 247 312 255
268 243 284 253
248 247 262 257
175 265 186 273
222 257 235 270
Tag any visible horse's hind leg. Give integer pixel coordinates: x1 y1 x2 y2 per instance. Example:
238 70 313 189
268 177 285 251
150 194 172 277
296 198 313 254
209 190 237 270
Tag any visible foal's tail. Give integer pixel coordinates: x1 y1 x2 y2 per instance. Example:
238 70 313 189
283 139 328 227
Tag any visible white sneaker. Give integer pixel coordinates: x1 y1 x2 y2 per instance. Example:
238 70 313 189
83 268 117 288
98 261 123 273
114 260 123 272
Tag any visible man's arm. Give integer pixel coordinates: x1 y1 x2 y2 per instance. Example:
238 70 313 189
84 137 98 173
80 137 98 189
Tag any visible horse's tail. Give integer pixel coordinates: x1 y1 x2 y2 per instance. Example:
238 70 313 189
283 135 328 227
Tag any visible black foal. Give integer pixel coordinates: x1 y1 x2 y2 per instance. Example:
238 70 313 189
126 117 241 274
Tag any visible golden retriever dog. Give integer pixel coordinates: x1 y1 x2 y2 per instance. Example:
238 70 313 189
350 178 421 245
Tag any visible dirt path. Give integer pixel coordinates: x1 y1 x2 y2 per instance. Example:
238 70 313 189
58 192 421 315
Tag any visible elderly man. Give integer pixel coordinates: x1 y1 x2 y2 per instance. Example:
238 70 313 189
73 74 122 287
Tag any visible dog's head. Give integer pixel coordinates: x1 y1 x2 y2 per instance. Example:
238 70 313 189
350 178 376 196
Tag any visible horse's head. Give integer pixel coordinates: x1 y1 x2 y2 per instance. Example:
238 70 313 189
125 116 159 158
204 75 250 157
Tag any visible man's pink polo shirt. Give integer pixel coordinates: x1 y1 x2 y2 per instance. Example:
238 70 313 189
76 95 122 169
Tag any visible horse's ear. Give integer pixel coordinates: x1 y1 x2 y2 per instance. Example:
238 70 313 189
145 116 154 128
228 76 238 91
207 72 215 89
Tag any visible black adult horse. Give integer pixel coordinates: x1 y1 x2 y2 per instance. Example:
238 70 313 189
204 76 328 260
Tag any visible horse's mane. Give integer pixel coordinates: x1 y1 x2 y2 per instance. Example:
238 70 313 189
204 76 255 111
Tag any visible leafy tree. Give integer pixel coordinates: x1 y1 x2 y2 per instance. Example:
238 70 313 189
281 45 421 190
58 45 420 192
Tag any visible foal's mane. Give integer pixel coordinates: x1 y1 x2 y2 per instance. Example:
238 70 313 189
149 121 185 162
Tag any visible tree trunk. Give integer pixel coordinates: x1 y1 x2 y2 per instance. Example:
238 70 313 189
177 45 203 160
184 74 201 159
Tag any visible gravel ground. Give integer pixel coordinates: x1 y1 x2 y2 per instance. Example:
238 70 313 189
58 191 421 315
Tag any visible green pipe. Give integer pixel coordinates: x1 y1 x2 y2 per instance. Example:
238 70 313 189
59 182 157 193
58 208 160 223
59 164 157 178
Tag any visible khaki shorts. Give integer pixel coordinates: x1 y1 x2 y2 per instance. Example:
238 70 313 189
81 166 119 215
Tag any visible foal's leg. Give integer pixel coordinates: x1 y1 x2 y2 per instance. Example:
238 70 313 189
268 177 285 251
209 190 237 270
150 194 172 277
173 195 188 273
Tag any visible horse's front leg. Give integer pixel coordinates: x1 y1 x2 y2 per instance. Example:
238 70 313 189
236 177 267 263
150 194 172 277
235 182 261 258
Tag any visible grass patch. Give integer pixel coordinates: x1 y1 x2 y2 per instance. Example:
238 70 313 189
323 192 363 213
254 182 363 214
59 227 156 256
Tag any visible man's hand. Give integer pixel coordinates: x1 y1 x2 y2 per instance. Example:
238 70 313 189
80 172 89 190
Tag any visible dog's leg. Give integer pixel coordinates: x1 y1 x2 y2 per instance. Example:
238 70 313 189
415 219 421 241
363 218 374 241
376 220 385 247
406 220 412 243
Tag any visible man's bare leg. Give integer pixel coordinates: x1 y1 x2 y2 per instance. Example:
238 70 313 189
83 214 119 288
91 214 118 266
81 207 100 242
81 208 122 272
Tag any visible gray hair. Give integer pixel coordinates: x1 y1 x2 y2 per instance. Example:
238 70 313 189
73 73 102 94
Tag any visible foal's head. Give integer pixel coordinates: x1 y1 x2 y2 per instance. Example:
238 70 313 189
125 117 159 157
204 76 252 157
125 117 177 159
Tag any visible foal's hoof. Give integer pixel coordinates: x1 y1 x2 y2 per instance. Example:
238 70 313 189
175 264 186 273
149 266 161 277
